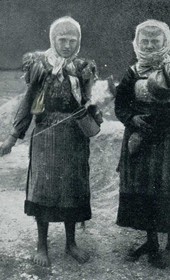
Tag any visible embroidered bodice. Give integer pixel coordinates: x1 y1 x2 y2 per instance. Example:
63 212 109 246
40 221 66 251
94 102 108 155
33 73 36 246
43 74 79 113
12 51 99 138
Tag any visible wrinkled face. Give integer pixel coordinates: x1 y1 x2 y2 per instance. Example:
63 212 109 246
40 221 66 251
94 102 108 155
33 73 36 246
138 26 165 53
54 22 79 58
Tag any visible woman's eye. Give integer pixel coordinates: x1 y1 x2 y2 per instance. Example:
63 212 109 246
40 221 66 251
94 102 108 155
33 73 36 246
141 39 148 45
151 40 159 44
70 39 77 44
59 38 66 43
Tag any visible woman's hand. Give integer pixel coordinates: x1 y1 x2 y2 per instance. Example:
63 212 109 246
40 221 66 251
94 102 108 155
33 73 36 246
0 135 17 157
131 115 152 133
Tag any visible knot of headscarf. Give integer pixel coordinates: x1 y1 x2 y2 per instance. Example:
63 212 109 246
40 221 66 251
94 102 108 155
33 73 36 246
133 19 170 75
45 16 81 80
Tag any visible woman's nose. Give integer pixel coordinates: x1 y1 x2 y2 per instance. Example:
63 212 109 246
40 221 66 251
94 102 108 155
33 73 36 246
147 41 153 48
65 40 70 48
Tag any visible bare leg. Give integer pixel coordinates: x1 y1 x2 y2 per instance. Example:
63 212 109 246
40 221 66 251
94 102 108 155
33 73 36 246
65 221 89 263
81 221 86 230
147 230 159 253
80 221 86 230
33 218 50 267
147 230 166 269
166 232 170 250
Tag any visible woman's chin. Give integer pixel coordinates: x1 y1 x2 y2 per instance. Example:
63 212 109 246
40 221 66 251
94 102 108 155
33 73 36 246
61 51 72 58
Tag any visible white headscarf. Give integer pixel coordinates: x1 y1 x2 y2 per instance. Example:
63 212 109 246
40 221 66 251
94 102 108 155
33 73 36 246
45 16 81 76
133 19 170 74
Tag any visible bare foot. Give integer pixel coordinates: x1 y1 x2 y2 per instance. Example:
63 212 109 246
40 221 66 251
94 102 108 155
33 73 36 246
66 244 90 263
33 249 50 267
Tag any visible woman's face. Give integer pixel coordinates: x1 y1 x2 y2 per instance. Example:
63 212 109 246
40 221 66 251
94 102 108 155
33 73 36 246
55 34 78 58
138 28 165 53
54 22 79 58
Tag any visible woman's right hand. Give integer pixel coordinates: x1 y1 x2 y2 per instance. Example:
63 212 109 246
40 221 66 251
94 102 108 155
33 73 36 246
0 135 17 157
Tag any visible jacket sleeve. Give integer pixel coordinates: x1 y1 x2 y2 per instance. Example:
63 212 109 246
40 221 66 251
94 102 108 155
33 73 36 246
12 53 44 139
79 59 103 125
115 67 137 127
76 59 98 104
12 86 35 139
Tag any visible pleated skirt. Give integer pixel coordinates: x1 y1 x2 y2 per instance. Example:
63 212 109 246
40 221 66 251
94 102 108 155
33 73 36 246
25 116 91 222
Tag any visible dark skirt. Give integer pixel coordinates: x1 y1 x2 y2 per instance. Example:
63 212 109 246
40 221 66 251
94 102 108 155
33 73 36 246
25 115 91 222
117 128 170 232
25 201 91 222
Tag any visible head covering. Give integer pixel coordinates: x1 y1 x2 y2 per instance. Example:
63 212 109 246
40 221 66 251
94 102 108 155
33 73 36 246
45 16 81 76
133 19 170 74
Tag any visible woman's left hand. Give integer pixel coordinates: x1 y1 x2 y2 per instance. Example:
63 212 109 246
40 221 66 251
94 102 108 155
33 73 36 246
131 115 152 133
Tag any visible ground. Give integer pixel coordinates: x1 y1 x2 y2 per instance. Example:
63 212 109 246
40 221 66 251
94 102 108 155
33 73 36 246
0 72 170 280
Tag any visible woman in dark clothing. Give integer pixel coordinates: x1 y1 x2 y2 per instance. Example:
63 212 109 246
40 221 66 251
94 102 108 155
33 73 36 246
115 19 170 269
0 16 102 266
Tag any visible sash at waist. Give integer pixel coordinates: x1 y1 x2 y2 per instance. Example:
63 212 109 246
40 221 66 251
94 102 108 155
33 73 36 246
35 111 73 127
134 101 170 115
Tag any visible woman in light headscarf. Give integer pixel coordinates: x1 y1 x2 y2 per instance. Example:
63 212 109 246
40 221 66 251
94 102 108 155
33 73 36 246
0 16 102 266
115 19 170 269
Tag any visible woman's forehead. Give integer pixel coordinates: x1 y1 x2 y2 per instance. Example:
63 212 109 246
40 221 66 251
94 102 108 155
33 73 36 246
56 34 78 40
139 26 164 37
53 22 79 36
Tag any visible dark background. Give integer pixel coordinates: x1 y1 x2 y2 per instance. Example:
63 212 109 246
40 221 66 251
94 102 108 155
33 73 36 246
0 0 170 80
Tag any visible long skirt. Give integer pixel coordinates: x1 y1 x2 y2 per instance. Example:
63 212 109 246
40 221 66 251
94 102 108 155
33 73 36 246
25 116 91 222
117 128 170 232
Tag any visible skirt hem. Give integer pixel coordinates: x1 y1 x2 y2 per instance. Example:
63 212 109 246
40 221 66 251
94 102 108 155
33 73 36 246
24 200 91 222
